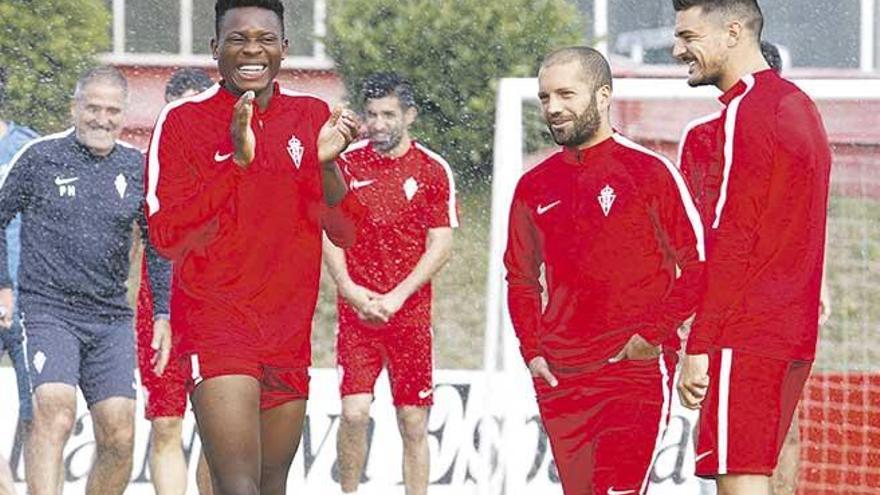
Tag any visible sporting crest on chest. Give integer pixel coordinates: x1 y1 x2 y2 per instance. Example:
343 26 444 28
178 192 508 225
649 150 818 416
114 174 128 199
403 177 419 201
287 134 304 169
598 184 616 217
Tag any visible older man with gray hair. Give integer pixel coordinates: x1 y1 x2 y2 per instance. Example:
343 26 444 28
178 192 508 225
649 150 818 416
0 66 171 495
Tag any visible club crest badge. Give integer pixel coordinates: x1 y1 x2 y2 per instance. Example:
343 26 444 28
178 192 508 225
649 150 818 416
598 184 616 217
287 135 304 169
115 173 127 199
404 177 418 201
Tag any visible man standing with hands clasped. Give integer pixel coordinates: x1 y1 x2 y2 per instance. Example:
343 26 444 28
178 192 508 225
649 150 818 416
324 72 457 495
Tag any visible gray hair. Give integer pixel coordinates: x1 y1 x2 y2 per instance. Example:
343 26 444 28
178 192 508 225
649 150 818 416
74 66 129 101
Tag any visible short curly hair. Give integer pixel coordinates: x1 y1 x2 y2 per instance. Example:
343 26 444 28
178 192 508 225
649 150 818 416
215 0 284 36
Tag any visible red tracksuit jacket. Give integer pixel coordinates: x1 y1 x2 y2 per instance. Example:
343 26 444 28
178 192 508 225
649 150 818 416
685 69 832 361
336 140 459 329
145 83 362 366
504 133 705 370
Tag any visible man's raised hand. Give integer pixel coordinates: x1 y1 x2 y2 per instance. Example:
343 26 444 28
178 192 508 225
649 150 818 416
318 105 360 165
231 90 256 168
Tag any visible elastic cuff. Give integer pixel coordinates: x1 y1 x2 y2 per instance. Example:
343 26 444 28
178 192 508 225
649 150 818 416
520 347 540 366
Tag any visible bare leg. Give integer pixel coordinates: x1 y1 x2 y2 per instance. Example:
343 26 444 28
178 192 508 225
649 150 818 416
25 384 76 495
149 417 187 495
86 397 136 495
196 451 213 495
337 394 372 493
259 400 307 495
717 474 772 495
0 454 15 495
771 415 800 495
193 376 261 495
397 406 429 495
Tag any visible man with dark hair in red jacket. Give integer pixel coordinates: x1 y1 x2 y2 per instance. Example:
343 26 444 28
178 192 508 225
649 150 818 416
673 2 831 495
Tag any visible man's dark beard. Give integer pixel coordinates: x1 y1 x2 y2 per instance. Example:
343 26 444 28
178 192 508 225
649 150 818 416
687 54 725 88
549 99 601 148
371 128 403 152
688 69 721 88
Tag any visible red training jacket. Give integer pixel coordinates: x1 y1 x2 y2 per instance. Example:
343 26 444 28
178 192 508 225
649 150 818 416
144 82 363 366
686 69 832 361
504 133 704 370
337 140 459 329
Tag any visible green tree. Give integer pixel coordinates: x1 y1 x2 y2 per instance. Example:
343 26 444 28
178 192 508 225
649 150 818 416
326 0 583 186
0 0 110 133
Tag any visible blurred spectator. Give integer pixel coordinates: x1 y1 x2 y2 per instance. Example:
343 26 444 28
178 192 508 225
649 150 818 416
761 41 783 73
164 67 214 102
0 65 38 495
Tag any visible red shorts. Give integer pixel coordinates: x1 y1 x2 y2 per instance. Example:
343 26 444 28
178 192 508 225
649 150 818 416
185 352 310 411
535 354 675 495
337 323 433 407
137 318 190 420
695 348 811 477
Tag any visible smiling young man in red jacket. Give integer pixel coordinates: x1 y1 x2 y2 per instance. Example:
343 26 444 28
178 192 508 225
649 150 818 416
672 2 832 495
504 46 704 495
144 1 363 493
676 40 830 495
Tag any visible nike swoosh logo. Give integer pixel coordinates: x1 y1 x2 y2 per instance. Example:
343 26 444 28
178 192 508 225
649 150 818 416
607 489 636 495
54 177 79 186
695 450 714 463
418 388 433 399
536 200 561 215
350 179 376 190
214 151 233 162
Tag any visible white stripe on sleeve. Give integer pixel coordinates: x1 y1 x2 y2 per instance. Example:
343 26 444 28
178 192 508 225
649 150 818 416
713 74 756 229
146 84 220 216
414 143 459 228
0 129 74 191
612 134 706 261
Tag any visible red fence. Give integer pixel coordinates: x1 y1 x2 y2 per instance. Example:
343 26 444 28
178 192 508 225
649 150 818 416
800 373 880 495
